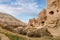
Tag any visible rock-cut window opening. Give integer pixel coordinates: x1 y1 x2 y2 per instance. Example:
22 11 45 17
30 24 33 27
57 10 59 12
41 21 44 24
49 11 54 15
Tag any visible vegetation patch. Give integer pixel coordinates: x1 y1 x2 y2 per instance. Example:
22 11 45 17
5 33 20 40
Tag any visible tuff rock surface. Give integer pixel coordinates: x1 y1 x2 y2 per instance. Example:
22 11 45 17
25 0 60 37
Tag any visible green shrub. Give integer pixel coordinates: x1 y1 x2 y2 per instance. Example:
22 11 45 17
6 34 20 40
5 33 27 40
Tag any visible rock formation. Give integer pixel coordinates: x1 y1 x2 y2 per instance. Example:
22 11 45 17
37 9 47 27
27 18 37 27
27 9 47 28
45 0 60 37
24 9 52 37
25 0 60 37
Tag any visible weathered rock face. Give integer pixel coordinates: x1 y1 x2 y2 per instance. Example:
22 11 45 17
45 0 60 37
26 0 60 37
38 9 46 20
12 0 60 37
27 18 37 27
37 9 47 26
24 9 52 37
27 9 47 28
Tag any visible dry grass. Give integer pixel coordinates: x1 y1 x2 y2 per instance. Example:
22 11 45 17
0 27 60 40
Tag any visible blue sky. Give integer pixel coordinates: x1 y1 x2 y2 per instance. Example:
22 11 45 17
0 0 46 23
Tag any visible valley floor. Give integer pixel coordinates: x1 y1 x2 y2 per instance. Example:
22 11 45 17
0 27 60 40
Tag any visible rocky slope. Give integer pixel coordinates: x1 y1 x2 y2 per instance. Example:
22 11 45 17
0 12 26 32
0 12 26 26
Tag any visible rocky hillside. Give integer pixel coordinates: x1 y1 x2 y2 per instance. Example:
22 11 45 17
0 12 26 26
0 12 26 32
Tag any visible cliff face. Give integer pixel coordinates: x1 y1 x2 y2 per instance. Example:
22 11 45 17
27 18 37 27
24 9 52 37
26 0 60 37
46 0 60 37
37 9 47 27
27 9 47 28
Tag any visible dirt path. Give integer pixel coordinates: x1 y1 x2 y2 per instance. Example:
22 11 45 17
0 33 10 40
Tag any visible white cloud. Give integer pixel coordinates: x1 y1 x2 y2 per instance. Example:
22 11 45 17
0 0 40 15
0 4 15 15
0 0 11 2
0 0 43 23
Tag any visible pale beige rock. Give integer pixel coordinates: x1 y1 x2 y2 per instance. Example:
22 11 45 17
25 0 60 37
45 0 60 37
37 9 47 26
27 18 37 27
27 9 47 29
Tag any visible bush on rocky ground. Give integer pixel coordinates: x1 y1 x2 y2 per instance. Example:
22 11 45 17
27 28 53 37
14 27 27 35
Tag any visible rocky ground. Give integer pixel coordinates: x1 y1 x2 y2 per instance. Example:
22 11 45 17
0 27 60 40
0 33 10 40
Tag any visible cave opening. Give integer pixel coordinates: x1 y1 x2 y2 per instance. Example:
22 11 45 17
49 11 54 15
42 21 44 24
57 10 59 12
